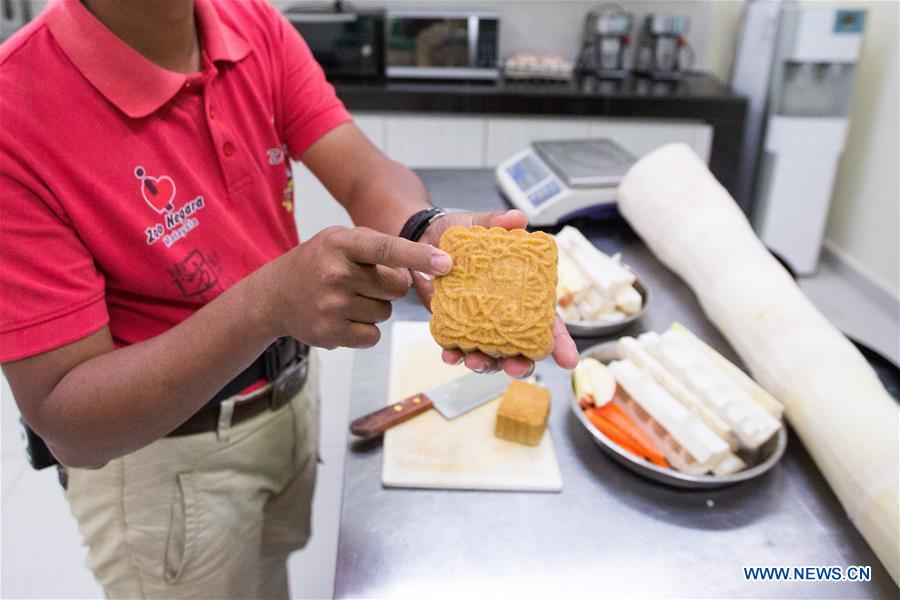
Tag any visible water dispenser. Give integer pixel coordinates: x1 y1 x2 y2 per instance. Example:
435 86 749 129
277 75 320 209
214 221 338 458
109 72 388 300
732 2 866 274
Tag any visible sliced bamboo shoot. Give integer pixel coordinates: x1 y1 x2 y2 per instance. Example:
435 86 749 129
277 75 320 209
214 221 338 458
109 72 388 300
641 331 781 450
670 322 784 419
609 359 730 471
618 336 738 450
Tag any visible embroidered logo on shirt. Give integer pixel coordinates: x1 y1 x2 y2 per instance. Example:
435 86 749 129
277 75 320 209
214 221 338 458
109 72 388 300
136 166 206 248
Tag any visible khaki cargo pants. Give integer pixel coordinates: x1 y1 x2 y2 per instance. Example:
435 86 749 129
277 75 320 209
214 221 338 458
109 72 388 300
62 353 320 599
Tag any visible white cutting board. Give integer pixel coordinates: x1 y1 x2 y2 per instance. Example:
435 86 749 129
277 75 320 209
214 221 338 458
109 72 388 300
382 321 562 492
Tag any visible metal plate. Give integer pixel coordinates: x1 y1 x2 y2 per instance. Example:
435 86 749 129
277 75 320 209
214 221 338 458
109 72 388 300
533 139 636 188
562 272 650 338
571 341 788 489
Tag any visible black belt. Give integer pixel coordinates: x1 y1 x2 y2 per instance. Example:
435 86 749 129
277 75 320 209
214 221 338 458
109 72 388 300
28 337 311 467
207 336 309 406
168 336 310 437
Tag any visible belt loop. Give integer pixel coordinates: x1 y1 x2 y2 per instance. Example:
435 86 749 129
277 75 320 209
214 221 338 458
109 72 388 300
216 398 236 443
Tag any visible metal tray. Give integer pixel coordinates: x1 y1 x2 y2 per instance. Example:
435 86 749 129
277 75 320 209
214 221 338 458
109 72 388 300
562 273 649 338
572 341 788 489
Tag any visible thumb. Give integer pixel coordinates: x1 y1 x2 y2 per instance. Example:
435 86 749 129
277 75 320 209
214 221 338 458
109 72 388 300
469 209 528 231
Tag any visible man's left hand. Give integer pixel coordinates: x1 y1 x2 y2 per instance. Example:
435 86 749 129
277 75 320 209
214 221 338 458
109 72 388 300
412 209 579 378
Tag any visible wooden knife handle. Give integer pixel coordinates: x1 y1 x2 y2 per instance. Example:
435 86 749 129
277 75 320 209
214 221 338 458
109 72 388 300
349 393 433 439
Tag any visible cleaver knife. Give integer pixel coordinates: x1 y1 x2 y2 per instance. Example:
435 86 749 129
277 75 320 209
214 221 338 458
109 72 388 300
349 371 511 440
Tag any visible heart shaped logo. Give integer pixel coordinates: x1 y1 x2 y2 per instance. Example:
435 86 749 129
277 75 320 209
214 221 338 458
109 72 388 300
134 166 176 214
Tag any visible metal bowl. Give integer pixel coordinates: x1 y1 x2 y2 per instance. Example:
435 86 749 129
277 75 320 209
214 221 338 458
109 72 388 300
562 272 650 338
572 341 788 489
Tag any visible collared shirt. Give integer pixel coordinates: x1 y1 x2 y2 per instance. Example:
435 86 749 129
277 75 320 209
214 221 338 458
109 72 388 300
0 0 352 361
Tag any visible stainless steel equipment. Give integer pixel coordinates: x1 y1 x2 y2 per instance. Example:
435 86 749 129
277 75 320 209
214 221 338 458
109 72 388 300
285 2 383 79
577 4 633 79
385 10 500 80
634 14 693 80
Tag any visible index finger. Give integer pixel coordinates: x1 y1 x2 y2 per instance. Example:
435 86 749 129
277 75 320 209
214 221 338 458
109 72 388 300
343 228 452 275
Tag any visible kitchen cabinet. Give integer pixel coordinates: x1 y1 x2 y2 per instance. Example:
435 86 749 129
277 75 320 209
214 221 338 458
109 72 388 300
354 114 386 151
591 120 712 162
292 162 351 240
292 114 385 239
333 74 748 211
484 117 592 165
383 116 486 168
485 116 712 166
292 112 712 237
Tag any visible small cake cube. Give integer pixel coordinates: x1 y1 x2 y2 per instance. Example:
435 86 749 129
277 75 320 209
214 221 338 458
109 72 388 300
494 380 551 446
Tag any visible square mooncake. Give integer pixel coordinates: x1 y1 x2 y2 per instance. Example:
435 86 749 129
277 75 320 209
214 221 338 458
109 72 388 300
430 226 557 360
494 380 551 446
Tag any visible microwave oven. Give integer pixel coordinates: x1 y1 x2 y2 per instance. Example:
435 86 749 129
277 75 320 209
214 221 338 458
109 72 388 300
285 5 384 79
385 11 500 80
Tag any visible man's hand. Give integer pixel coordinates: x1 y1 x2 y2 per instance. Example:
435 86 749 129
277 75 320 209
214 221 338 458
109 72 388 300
412 209 579 378
254 226 452 349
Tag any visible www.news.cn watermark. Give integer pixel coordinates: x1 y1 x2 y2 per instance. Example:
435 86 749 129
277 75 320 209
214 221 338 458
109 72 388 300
743 565 872 582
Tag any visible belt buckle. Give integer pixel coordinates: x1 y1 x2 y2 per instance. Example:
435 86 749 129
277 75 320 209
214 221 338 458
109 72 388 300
270 357 308 409
265 338 309 410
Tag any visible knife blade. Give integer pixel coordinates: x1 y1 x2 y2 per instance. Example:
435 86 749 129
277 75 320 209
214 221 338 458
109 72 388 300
349 371 511 439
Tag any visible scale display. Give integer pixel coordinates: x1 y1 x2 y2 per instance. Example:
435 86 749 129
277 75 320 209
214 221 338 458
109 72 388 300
496 139 637 226
505 155 561 207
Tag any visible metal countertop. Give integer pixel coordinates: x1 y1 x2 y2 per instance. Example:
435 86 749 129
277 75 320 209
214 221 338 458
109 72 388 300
334 170 897 598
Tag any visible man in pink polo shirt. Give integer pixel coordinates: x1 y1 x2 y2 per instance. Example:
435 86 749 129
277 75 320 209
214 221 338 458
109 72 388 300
0 0 578 597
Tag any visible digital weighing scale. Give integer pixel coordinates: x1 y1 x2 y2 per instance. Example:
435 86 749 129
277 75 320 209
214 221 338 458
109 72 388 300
495 139 637 226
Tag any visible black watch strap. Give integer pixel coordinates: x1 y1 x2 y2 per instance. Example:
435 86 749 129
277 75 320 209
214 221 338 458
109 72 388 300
399 207 447 242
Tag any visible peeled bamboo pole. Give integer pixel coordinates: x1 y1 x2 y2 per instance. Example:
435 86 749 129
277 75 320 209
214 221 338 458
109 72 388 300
618 143 899 585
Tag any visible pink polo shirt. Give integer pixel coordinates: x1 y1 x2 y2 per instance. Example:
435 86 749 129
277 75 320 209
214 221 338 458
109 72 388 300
0 0 352 362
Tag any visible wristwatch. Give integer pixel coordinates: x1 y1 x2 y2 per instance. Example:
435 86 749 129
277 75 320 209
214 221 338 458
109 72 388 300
398 207 447 242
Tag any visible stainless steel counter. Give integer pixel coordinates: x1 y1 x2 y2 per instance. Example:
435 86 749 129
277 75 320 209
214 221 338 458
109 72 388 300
334 170 897 598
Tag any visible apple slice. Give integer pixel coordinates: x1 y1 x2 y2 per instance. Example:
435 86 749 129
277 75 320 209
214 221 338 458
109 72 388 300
574 358 617 407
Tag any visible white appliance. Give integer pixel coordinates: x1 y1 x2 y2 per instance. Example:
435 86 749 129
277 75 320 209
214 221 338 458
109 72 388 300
732 1 866 274
495 139 636 226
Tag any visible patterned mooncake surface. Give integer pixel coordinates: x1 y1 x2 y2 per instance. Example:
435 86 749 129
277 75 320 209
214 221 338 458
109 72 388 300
429 226 557 360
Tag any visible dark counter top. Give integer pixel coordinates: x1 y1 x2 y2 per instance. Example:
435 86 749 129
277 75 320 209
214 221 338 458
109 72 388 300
333 72 741 108
334 169 897 599
333 73 749 211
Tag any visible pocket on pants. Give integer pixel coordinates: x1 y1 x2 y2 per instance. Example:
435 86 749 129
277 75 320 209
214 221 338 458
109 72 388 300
122 470 202 585
163 472 199 584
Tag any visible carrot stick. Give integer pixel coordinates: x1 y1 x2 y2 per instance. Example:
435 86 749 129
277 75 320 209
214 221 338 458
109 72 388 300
585 409 647 459
596 402 666 467
586 405 667 468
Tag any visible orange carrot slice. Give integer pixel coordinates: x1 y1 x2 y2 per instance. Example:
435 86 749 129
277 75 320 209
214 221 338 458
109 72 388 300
596 402 666 467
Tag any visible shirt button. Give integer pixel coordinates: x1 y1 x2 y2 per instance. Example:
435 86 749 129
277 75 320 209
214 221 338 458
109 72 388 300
222 141 235 157
209 105 216 119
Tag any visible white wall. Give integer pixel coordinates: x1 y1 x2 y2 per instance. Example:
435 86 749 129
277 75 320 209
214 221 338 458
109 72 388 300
823 0 899 298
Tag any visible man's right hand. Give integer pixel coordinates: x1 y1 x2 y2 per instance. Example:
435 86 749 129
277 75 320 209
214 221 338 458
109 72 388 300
253 226 452 350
